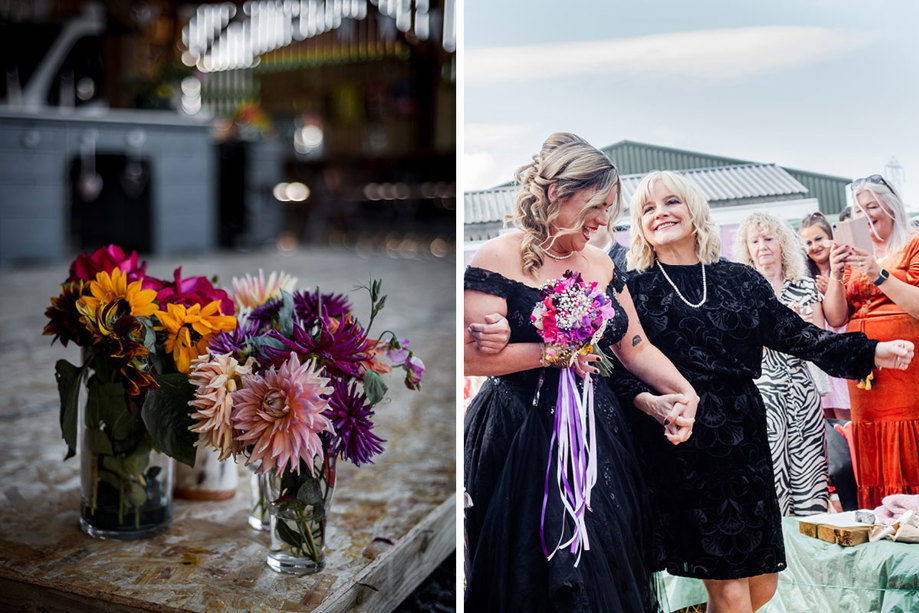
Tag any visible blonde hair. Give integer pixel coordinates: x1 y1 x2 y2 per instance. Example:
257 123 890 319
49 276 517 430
851 178 911 255
511 133 621 276
626 171 721 271
733 212 808 282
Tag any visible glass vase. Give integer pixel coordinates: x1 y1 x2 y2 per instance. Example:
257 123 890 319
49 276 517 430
78 371 174 540
266 453 336 575
247 463 270 531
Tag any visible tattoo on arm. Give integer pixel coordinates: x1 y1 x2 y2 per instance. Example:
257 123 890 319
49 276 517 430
631 334 643 347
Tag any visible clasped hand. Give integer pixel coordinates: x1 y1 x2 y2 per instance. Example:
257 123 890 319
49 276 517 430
637 392 698 446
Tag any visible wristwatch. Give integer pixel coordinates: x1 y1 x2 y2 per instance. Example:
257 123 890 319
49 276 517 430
872 269 890 286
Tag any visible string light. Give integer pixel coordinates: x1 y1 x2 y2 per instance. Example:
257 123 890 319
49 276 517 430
182 0 453 73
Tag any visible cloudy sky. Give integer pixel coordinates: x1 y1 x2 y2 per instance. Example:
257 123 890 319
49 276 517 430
462 0 919 210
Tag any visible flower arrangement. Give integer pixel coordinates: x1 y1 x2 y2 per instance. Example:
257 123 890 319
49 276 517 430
531 270 615 372
43 245 236 538
186 271 424 573
530 269 615 566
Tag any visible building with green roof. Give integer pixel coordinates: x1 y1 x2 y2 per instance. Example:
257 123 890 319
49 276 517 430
602 140 852 216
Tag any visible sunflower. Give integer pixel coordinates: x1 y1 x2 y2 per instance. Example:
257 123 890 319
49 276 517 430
78 267 158 321
156 301 237 374
43 280 93 347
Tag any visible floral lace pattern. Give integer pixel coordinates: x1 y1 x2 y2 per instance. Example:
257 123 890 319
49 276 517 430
612 260 877 579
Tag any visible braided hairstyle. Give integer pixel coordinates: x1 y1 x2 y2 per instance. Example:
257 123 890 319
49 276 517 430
511 133 620 277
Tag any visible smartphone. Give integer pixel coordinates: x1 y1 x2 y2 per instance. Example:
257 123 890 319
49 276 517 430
832 216 873 253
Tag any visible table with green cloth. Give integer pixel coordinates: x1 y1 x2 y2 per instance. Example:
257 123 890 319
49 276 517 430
660 516 919 612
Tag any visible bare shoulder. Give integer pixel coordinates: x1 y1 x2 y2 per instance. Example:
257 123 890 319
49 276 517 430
581 244 615 285
469 231 523 274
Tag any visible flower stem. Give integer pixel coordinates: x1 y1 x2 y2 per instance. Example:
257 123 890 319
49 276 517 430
296 507 321 563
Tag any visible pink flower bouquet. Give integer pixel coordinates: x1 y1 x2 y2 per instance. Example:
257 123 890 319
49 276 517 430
531 270 615 566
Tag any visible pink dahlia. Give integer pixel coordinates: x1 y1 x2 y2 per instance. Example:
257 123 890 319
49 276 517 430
187 352 255 460
232 352 334 476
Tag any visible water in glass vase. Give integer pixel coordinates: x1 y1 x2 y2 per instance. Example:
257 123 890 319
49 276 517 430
266 455 336 574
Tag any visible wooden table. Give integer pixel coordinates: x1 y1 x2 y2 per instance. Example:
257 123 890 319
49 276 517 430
0 248 457 612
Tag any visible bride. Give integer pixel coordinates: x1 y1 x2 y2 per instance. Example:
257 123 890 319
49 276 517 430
463 132 697 611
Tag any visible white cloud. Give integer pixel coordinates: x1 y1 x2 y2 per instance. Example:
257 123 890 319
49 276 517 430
463 152 515 191
464 123 530 151
466 26 867 84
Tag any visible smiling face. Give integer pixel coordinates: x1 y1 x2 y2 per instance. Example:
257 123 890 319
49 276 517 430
639 179 695 253
549 184 618 254
800 224 831 267
854 190 894 243
745 225 782 272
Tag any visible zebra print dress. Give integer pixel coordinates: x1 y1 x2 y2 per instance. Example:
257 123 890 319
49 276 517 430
755 277 828 516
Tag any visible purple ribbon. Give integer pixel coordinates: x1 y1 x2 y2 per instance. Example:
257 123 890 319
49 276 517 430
540 368 597 566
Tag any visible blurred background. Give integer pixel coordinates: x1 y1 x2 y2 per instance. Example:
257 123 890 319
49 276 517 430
0 0 456 265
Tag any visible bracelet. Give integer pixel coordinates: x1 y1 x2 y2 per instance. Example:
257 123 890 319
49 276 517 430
539 343 550 367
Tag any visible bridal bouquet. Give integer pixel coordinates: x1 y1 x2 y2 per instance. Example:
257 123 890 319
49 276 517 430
43 244 235 538
186 271 424 573
530 270 615 372
530 270 615 565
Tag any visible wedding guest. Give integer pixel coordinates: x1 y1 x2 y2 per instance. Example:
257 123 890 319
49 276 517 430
614 171 912 613
823 174 919 508
734 212 829 516
799 211 851 420
464 133 697 612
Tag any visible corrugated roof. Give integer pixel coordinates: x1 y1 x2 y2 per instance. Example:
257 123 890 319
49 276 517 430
466 163 808 228
603 140 851 215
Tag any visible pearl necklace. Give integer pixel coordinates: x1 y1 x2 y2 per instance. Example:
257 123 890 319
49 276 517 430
544 248 576 260
656 259 707 308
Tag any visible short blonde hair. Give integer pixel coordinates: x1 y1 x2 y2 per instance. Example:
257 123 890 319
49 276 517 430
511 133 621 276
733 212 808 282
626 171 721 271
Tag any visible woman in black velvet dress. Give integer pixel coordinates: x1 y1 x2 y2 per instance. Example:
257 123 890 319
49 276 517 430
613 171 914 613
464 135 698 612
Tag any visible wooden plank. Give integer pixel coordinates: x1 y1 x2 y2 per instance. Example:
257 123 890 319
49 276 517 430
316 498 455 613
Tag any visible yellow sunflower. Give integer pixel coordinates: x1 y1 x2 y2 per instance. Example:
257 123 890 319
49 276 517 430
77 267 157 320
156 301 236 373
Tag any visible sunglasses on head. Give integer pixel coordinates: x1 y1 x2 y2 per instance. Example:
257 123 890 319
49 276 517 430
853 174 896 194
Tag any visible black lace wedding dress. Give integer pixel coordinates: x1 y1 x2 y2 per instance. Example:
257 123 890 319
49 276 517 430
464 266 661 612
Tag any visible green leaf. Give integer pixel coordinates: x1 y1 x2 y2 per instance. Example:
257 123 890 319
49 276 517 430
149 345 172 376
141 373 197 467
125 482 147 508
99 469 121 490
102 455 128 478
85 427 114 456
275 518 304 550
297 479 323 507
124 438 152 477
248 335 288 359
362 369 388 405
141 318 157 352
110 404 144 442
54 360 84 460
279 289 295 338
90 380 128 430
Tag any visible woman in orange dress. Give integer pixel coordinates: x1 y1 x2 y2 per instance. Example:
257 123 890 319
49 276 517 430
823 174 919 509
